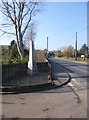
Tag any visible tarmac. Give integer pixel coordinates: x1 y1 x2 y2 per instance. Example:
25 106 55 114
1 58 87 118
1 86 87 118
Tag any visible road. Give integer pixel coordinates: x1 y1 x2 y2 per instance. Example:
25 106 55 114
1 57 88 118
46 57 88 93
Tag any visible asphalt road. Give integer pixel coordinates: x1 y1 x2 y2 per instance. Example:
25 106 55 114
1 57 88 118
44 57 88 93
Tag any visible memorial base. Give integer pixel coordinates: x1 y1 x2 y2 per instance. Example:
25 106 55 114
27 62 38 75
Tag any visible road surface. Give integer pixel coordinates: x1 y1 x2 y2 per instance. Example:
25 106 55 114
45 57 88 93
1 57 88 118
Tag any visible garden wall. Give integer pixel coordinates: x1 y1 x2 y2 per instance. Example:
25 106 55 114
2 62 49 82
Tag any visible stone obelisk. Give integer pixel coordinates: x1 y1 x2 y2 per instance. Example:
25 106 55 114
27 39 37 75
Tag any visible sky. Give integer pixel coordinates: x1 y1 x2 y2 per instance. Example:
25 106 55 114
0 1 88 51
35 2 87 51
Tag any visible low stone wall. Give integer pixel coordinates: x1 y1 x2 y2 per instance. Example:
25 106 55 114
2 62 49 83
2 62 27 83
37 62 49 72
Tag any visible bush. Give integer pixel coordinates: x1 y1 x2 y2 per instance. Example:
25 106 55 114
2 56 29 64
8 57 21 63
85 53 89 58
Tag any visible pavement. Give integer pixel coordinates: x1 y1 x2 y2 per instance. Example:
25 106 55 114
0 58 88 118
1 89 87 118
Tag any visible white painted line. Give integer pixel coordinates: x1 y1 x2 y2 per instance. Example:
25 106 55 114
68 83 78 91
79 94 84 96
74 87 78 91
82 87 86 89
72 79 80 86
68 83 74 87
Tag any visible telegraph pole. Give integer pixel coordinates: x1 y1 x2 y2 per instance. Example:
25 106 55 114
47 37 48 51
75 32 77 61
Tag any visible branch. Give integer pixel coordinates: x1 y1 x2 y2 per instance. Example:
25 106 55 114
1 23 13 27
0 28 16 36
0 9 9 18
18 2 21 23
22 7 31 21
0 32 6 38
24 2 32 7
12 1 17 23
5 2 15 24
22 4 36 36
14 0 19 8
18 2 24 28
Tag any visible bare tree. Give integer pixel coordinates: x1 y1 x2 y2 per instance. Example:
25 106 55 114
62 45 74 58
24 22 36 48
0 0 41 60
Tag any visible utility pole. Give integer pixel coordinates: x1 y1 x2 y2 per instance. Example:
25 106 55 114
75 32 77 61
47 37 48 51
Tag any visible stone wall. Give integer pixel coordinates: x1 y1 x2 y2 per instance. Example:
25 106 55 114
2 62 49 82
37 62 49 72
2 62 27 83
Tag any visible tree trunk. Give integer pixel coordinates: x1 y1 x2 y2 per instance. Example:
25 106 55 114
15 24 24 61
16 40 23 60
19 40 24 59
19 32 24 60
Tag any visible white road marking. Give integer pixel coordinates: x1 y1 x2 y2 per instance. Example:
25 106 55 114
82 87 86 89
68 83 74 87
73 87 78 91
72 79 80 86
68 83 78 91
79 94 84 96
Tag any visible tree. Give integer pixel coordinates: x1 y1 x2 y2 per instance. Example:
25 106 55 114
0 0 41 60
2 40 19 63
35 49 47 62
24 22 36 48
57 50 63 57
62 45 74 58
79 44 88 56
9 40 19 58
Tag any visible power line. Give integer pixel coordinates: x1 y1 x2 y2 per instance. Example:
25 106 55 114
78 26 89 33
63 34 75 48
51 18 88 44
59 25 88 49
59 18 88 35
51 18 89 39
